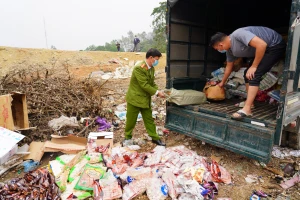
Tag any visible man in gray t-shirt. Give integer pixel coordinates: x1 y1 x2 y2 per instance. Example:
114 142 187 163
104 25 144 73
209 26 286 119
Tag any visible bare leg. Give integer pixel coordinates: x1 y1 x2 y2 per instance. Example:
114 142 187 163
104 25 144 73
233 85 259 117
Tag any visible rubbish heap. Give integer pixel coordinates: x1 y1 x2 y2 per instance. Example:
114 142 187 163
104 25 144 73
210 58 284 102
0 135 232 200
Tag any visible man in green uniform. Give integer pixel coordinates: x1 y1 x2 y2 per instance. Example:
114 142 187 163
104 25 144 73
124 48 166 146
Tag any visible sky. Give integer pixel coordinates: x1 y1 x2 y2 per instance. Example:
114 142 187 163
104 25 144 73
0 0 163 50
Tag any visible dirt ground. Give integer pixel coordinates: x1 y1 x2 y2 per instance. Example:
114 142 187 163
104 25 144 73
0 47 299 200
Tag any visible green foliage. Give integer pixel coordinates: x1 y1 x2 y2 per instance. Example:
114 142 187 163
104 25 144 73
84 1 167 53
151 1 167 53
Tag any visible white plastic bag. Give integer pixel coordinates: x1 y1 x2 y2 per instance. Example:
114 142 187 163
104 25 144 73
146 178 168 200
162 171 182 199
48 115 79 130
122 179 147 200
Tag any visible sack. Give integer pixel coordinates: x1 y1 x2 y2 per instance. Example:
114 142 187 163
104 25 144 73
203 82 225 101
165 88 207 105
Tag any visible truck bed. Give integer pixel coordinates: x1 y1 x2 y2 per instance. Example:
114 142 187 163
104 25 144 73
184 99 278 128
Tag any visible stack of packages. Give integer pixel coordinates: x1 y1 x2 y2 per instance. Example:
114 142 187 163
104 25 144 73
104 145 231 200
49 144 231 199
210 58 284 103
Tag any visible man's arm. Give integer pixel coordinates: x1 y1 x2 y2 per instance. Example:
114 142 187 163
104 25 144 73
219 62 234 87
246 36 267 79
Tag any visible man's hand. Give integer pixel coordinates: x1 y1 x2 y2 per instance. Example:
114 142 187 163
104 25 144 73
246 66 257 80
157 91 165 98
218 81 225 87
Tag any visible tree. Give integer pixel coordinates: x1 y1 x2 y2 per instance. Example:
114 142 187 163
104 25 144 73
151 1 167 53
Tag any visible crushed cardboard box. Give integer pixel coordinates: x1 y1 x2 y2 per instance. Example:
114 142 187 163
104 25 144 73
42 132 113 154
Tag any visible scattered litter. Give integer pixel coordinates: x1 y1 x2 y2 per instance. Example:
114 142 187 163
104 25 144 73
124 58 129 61
157 126 164 136
280 173 300 189
48 115 79 131
95 116 111 131
115 111 142 121
245 174 259 183
108 58 120 64
272 145 300 159
22 160 40 172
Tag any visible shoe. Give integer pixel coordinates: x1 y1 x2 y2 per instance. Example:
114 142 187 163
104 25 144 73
152 139 166 146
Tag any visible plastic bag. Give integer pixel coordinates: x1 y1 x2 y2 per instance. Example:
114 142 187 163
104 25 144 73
99 170 122 200
68 156 89 182
75 164 105 190
259 72 278 91
165 88 207 105
146 178 168 200
120 167 153 183
144 146 166 166
209 160 231 184
122 179 147 200
93 180 104 200
48 115 79 130
225 80 239 89
162 170 182 199
177 175 204 200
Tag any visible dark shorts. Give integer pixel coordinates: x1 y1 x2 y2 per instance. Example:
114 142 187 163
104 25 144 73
244 40 286 86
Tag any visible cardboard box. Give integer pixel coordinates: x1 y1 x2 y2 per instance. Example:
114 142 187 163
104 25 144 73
0 92 29 130
43 133 113 154
0 127 25 165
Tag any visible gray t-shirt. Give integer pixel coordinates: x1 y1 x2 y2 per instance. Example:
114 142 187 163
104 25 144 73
226 26 282 62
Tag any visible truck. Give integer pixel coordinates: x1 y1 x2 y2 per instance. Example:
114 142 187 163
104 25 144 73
165 0 300 163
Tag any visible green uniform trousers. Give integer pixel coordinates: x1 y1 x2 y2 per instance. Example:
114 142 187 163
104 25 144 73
125 102 160 141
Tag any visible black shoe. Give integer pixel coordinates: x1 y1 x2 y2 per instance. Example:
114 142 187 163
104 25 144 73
152 139 166 146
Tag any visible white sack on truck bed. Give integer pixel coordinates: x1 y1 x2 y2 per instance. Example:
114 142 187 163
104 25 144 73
165 88 207 106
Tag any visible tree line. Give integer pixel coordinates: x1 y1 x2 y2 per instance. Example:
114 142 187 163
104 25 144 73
84 1 167 53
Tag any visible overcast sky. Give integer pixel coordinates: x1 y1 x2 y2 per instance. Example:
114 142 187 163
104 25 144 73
0 0 163 50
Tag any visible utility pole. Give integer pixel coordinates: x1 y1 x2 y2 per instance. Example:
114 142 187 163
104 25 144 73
43 16 48 49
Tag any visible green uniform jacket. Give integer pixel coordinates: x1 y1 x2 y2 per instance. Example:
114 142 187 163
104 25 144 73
126 61 158 109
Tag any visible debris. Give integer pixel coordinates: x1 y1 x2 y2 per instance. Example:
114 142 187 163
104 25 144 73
265 167 284 177
95 116 111 131
0 168 61 199
272 145 300 159
156 126 164 136
123 58 129 61
108 58 120 64
280 174 300 189
245 174 259 183
48 115 79 131
211 154 222 163
0 127 25 165
22 160 40 172
24 141 45 161
115 110 142 121
283 163 295 177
